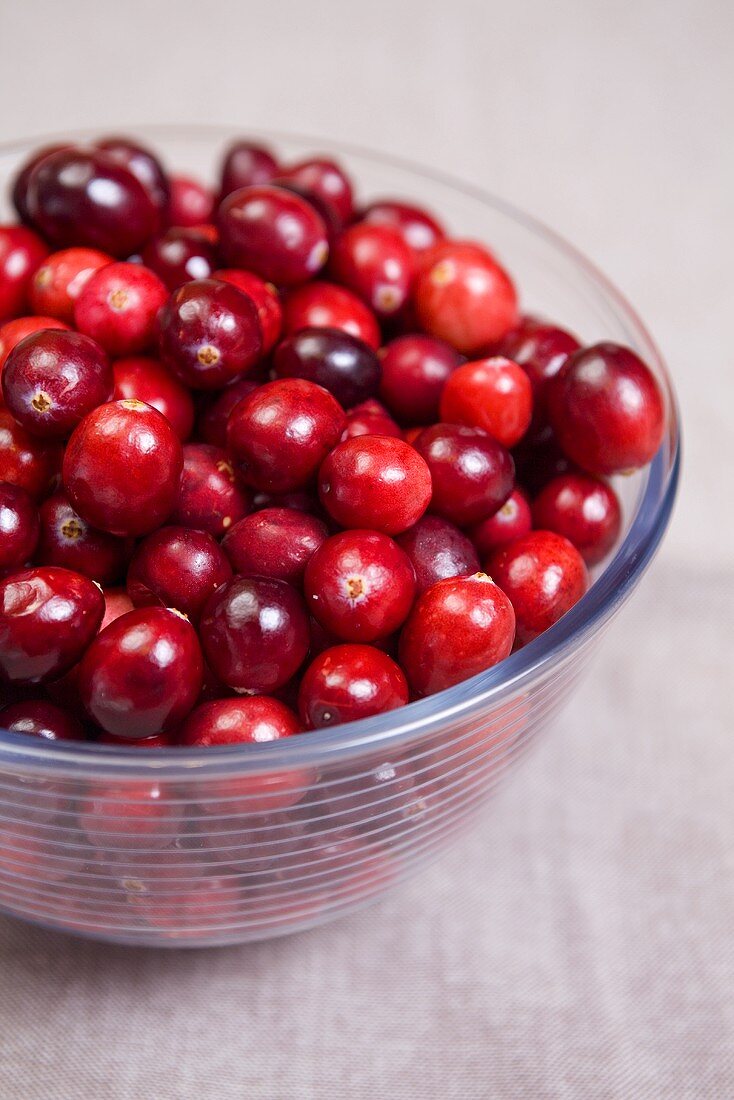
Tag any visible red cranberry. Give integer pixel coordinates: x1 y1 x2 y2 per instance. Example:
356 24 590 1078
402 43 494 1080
79 606 203 737
298 644 408 729
168 175 215 228
195 377 259 448
0 482 39 571
360 199 445 255
273 327 380 407
0 565 104 683
330 224 414 317
305 530 416 642
141 227 217 291
63 399 183 537
0 316 70 373
219 140 279 198
413 240 518 354
212 269 282 352
396 515 480 594
399 573 515 695
1 699 85 741
0 407 62 499
28 247 112 323
37 491 132 583
218 185 329 286
157 278 262 390
283 280 381 349
200 576 310 694
547 343 666 474
112 355 195 441
469 487 532 556
378 334 462 425
11 143 72 224
342 404 402 440
0 225 48 321
279 158 354 227
171 443 250 538
180 695 300 747
414 423 514 525
497 316 581 439
319 436 432 535
73 261 167 356
78 779 183 850
531 473 622 565
439 356 533 449
127 526 232 622
487 530 588 645
227 378 345 493
95 136 170 227
222 508 328 586
100 586 133 630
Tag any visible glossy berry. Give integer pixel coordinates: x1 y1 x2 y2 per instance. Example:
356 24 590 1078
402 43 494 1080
469 487 532 556
330 224 413 317
360 199 445 255
0 565 104 683
95 136 170 226
0 482 39 571
212 268 282 352
298 644 408 728
112 355 195 441
342 401 402 440
11 143 72 225
279 158 354 227
73 261 167 356
319 436 432 535
413 240 518 354
439 357 533 449
531 473 622 565
283 280 381 349
127 526 232 622
222 508 328 586
141 227 217 291
0 225 48 322
547 343 666 475
227 378 345 493
180 695 300 747
219 140 279 198
396 515 480 594
0 407 62 500
378 334 462 425
99 586 134 630
29 247 112 323
0 699 85 741
399 573 516 695
2 329 113 439
487 530 588 645
497 316 581 439
171 443 250 538
200 576 310 694
79 606 203 737
273 327 381 408
63 399 183 537
157 278 262 390
195 377 259 448
168 175 215 228
37 491 132 583
305 530 416 642
414 423 514 526
0 316 70 372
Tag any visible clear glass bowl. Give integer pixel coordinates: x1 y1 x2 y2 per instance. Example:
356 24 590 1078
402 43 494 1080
0 127 680 947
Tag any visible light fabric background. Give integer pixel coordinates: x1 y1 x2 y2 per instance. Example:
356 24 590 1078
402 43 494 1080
0 1 732 1096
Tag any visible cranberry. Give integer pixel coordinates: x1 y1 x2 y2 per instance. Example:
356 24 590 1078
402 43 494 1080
396 515 480 594
212 268 282 352
0 482 39 571
200 576 310 694
180 695 301 747
73 262 167 356
95 136 170 227
1 699 85 741
497 316 581 439
0 316 70 373
218 185 329 286
0 407 62 499
222 508 328 586
37 491 132 583
378 334 462 425
168 175 215 228
141 227 217 291
219 140 279 198
0 565 104 683
112 355 195 441
100 586 133 630
298 644 408 729
439 356 533 449
547 343 666 474
319 436 432 535
305 530 416 642
63 399 183 537
157 278 262 390
283 280 381 349
360 199 445 254
330 224 413 317
469 487 532 556
413 240 518 354
227 378 345 493
28 247 112 323
0 225 48 321
279 158 354 227
399 573 515 695
488 530 588 645
79 606 202 737
273 327 380 407
195 377 259 448
27 147 158 257
531 473 622 565
127 526 232 622
342 403 402 440
414 423 514 525
11 143 71 224
78 780 183 850
171 443 250 538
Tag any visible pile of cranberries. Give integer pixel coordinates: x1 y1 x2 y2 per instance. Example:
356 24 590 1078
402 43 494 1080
0 135 666 753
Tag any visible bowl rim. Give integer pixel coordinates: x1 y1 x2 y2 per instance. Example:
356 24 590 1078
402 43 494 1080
0 124 681 776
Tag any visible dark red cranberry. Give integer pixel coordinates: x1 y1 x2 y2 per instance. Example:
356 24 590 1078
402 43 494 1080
0 407 62 499
212 268 282 352
0 225 48 321
222 508 328 586
273 327 380 407
168 175 215 228
469 487 532 556
0 565 104 683
531 473 622 565
180 695 301 746
78 779 184 850
414 423 514 525
399 573 515 695
378 334 462 425
413 240 518 354
27 147 159 257
547 343 666 474
79 606 203 737
1 699 85 741
73 261 167 356
219 140 279 198
319 436 432 535
0 316 70 372
37 491 132 583
194 377 259 448
298 644 408 729
95 136 170 226
283 280 381 349
304 530 416 642
28 247 113 323
488 530 588 645
63 399 183 537
157 278 262 390
0 482 39 571
171 443 250 538
141 227 217 291
497 316 581 439
331 224 414 318
112 355 195 441
11 143 71 224
278 158 354 226
200 576 310 694
396 515 480 594
99 586 133 630
227 378 345 493
439 356 533 449
342 403 402 440
127 526 232 622
360 199 445 254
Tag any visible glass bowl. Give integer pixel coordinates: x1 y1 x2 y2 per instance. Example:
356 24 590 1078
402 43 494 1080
0 127 680 947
